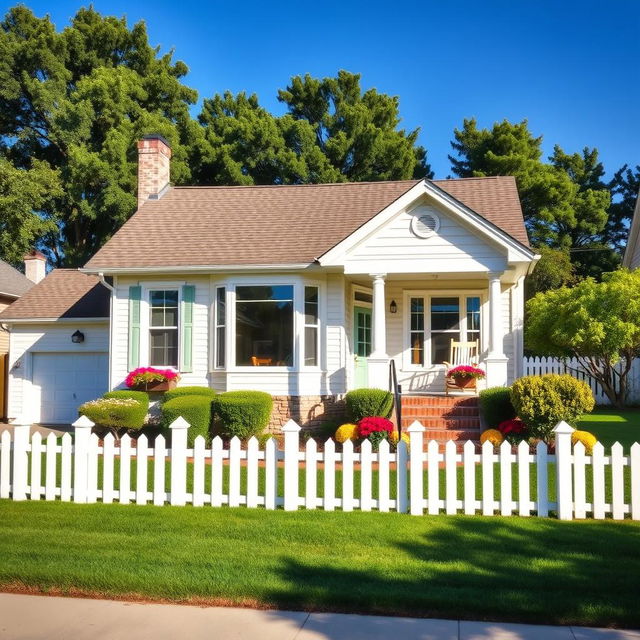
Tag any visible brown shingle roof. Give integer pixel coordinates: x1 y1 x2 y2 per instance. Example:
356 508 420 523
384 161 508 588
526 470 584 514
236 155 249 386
85 177 530 270
0 259 34 298
0 270 110 321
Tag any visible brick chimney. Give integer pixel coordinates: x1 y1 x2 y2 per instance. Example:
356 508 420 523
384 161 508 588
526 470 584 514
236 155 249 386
24 250 46 284
137 134 172 208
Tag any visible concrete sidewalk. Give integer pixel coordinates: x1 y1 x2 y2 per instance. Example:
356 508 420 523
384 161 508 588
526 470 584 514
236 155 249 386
0 593 638 640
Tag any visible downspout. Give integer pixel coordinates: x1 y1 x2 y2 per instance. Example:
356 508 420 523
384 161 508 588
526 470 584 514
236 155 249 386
97 273 116 391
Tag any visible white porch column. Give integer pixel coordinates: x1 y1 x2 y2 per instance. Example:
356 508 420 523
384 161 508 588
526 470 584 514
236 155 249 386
368 273 390 389
485 271 508 387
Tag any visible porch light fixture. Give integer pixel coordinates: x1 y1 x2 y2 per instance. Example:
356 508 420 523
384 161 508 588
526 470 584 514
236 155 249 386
389 300 398 314
71 330 85 344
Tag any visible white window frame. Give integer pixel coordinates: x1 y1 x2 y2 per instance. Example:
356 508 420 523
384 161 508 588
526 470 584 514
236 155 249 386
402 289 487 369
213 285 226 369
138 282 184 371
303 285 320 368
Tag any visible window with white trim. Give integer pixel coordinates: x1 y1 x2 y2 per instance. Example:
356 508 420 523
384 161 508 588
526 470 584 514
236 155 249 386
149 289 179 367
304 286 319 366
215 286 226 368
409 295 481 366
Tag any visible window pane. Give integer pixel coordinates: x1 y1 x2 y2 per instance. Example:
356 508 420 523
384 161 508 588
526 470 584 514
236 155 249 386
355 310 372 357
216 326 225 368
411 297 424 331
411 332 424 366
304 326 318 366
431 333 452 365
217 287 226 325
431 297 459 331
236 285 293 301
236 300 293 366
467 296 481 336
305 286 319 324
150 328 178 367
354 291 373 304
150 290 178 328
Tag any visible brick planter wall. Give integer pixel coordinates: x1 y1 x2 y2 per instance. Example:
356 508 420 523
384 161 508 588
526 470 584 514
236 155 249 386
268 395 346 433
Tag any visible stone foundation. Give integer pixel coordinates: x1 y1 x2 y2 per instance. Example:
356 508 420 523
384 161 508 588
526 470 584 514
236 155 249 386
268 395 346 433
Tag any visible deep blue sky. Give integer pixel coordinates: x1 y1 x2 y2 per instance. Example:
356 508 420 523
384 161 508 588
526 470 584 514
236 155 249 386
5 0 640 179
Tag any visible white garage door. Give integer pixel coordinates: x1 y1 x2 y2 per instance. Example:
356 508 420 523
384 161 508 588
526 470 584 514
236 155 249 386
32 353 109 424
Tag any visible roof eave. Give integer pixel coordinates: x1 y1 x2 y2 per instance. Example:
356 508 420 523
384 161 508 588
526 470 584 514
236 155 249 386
81 262 317 275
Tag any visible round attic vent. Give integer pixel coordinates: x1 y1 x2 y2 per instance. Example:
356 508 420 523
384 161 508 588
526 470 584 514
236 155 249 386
411 212 440 238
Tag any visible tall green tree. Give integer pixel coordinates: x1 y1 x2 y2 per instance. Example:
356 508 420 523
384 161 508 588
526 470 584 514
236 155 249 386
609 164 640 252
0 6 198 266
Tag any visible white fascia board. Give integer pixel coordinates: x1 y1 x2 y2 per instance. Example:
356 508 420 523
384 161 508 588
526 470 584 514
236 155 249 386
81 263 316 276
622 189 640 267
0 317 109 325
318 179 536 267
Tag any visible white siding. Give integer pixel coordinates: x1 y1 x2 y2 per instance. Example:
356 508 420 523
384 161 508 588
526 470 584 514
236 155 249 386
631 241 640 270
343 198 508 275
7 323 109 421
325 274 347 394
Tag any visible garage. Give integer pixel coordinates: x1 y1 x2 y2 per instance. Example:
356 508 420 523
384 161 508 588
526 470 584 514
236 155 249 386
32 353 109 424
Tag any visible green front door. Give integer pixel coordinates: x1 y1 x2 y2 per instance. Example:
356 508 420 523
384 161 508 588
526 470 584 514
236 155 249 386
354 306 372 388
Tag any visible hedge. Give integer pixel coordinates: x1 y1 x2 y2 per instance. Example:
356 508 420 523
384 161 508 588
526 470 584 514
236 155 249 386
478 387 515 427
213 391 272 439
103 390 150 407
79 395 148 431
161 395 215 446
345 388 393 422
163 386 217 403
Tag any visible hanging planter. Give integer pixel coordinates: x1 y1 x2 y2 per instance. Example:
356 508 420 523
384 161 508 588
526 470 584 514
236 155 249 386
446 365 486 388
125 367 180 392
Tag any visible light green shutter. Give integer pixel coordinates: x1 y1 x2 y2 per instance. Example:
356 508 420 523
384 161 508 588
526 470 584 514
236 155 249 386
181 285 195 372
128 285 142 370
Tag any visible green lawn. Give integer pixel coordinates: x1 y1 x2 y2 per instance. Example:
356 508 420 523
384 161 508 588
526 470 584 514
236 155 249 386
0 500 639 628
577 408 640 448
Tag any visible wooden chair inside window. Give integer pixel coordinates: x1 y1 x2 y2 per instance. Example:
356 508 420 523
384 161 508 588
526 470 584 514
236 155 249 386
443 339 479 395
251 356 272 366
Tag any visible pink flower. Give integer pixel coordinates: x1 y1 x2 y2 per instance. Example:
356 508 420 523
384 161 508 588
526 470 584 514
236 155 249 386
446 365 486 380
357 417 394 438
125 367 179 388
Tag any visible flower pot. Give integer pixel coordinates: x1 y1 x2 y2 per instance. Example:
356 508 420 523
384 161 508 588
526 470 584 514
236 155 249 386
453 376 475 389
131 379 177 392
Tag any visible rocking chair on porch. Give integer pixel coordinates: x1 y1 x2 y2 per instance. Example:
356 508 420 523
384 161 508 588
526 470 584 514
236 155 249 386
443 339 479 395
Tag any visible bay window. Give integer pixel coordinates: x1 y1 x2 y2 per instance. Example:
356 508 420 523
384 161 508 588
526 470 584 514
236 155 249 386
304 286 319 366
149 289 179 367
215 286 226 368
409 294 482 366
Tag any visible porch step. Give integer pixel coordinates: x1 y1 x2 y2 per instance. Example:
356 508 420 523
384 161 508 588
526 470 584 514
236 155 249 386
401 395 479 409
422 428 481 442
401 416 481 430
402 405 479 418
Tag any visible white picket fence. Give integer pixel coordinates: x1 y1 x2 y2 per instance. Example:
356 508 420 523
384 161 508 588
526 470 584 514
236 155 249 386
523 356 640 405
1 416 639 521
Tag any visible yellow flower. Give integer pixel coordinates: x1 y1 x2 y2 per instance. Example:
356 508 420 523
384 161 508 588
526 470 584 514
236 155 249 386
335 423 359 443
480 429 504 447
571 430 597 454
388 431 410 446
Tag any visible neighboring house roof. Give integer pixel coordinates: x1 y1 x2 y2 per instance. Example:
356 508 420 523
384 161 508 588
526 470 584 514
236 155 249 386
0 270 110 321
84 176 530 270
622 188 640 269
0 258 34 299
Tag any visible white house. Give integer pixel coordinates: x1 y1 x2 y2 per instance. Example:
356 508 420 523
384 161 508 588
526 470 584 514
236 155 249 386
0 135 539 428
623 188 640 269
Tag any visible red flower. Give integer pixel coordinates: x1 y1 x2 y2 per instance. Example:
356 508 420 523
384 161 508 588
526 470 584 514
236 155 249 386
446 365 486 380
498 418 527 435
125 367 179 388
357 416 394 438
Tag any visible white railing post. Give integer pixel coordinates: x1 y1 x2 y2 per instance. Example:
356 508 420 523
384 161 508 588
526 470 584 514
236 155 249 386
282 419 301 511
553 420 575 521
170 417 190 506
407 421 425 516
11 420 31 501
72 416 94 504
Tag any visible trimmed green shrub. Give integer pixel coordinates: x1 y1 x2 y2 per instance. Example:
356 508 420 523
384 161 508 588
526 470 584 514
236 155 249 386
213 391 272 439
103 390 150 408
510 374 595 442
79 396 148 431
161 395 214 446
479 387 515 427
163 386 217 403
345 388 393 421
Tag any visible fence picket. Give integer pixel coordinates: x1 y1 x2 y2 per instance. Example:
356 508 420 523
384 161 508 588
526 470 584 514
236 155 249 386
378 439 391 512
591 442 605 519
263 437 276 510
536 441 549 517
342 440 354 512
408 423 424 516
45 432 57 501
283 421 300 511
482 441 494 516
153 434 166 507
305 438 317 510
87 433 99 504
246 437 259 509
30 432 42 500
0 430 10 499
169 418 188 507
228 437 241 508
573 442 587 519
60 433 72 502
611 442 625 520
396 440 408 514
192 436 205 507
500 440 513 516
135 434 149 506
463 440 476 515
630 443 640 521
359 439 373 512
119 435 132 504
103 433 115 504
323 439 336 511
517 440 531 517
427 440 439 515
444 441 457 515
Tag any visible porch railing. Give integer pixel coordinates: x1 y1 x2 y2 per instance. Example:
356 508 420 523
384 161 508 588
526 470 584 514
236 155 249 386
389 359 402 434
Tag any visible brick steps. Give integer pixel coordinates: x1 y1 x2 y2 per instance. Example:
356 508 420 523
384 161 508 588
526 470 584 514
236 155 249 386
402 417 481 429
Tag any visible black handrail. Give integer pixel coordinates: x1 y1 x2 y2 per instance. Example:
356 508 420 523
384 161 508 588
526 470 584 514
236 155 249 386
389 359 402 436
